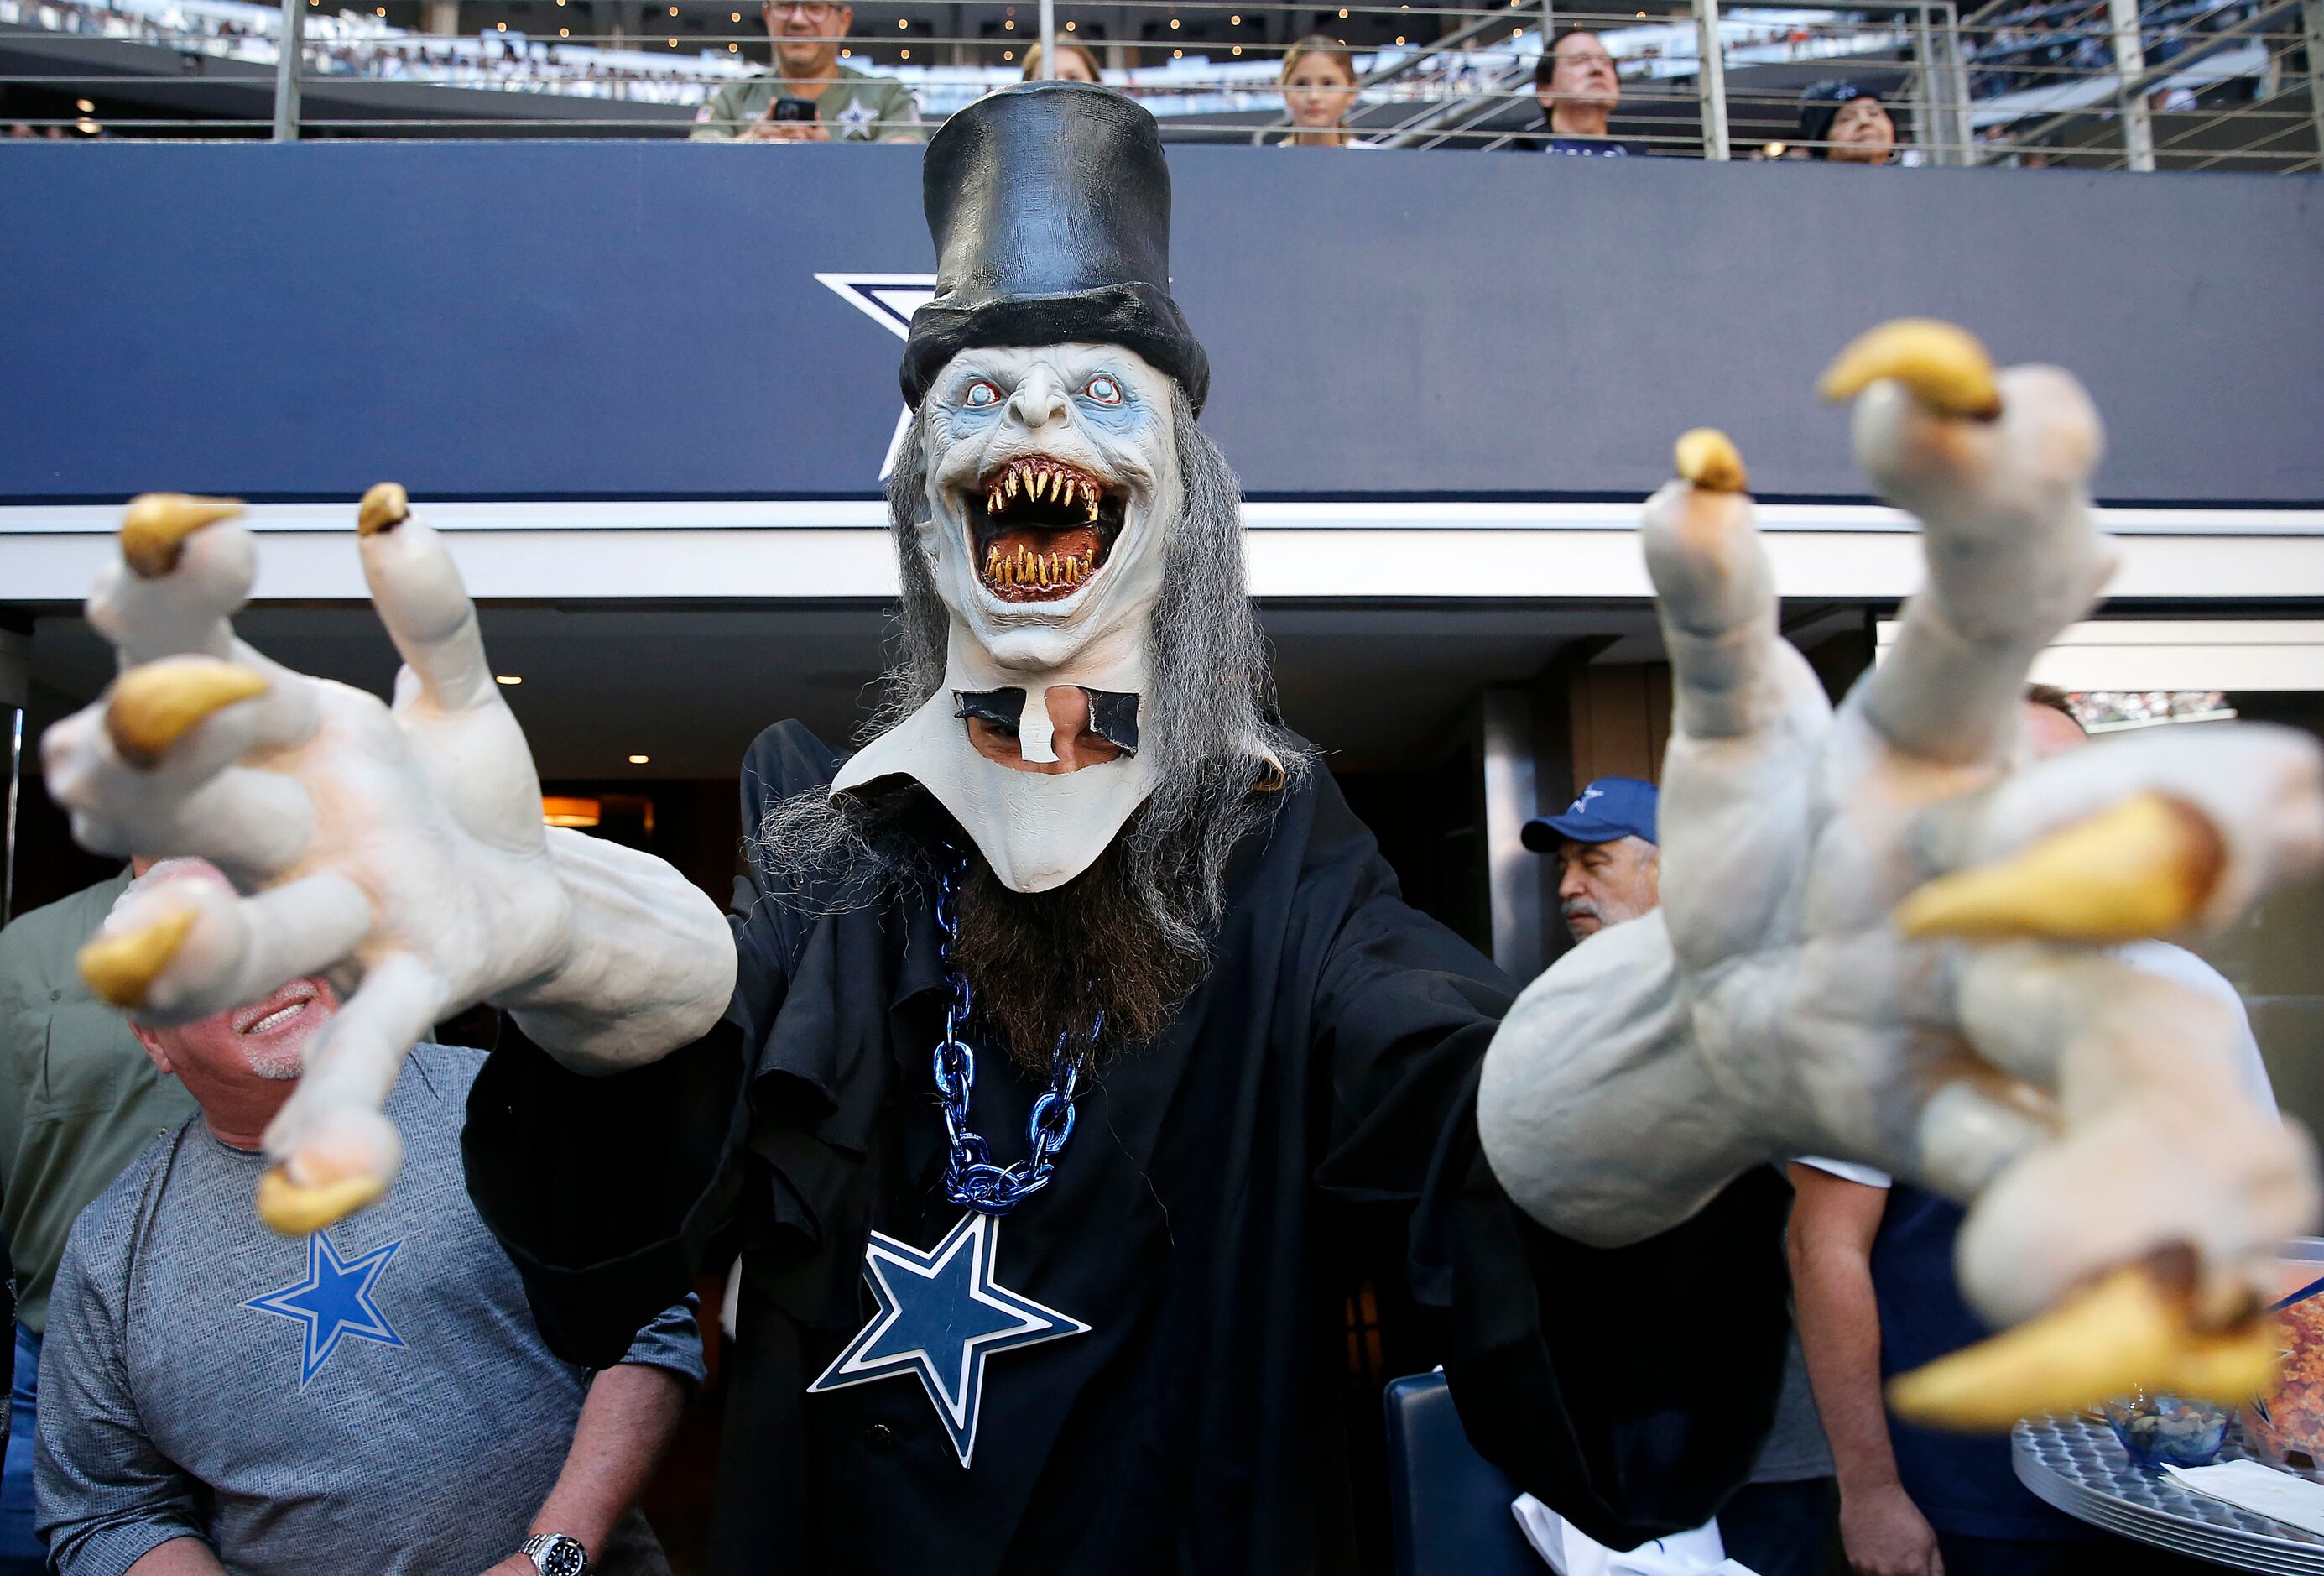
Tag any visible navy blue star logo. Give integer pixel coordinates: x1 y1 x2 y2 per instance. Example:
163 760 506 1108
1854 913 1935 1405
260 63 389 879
245 1232 405 1386
807 1213 1086 1467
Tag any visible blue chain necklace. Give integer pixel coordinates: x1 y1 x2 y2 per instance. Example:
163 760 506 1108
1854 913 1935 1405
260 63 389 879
930 854 1103 1215
805 852 1099 1467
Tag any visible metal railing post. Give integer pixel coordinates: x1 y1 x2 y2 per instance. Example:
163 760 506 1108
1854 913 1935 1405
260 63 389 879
1693 0 1730 159
1036 0 1055 76
2303 0 2324 170
1944 0 1977 164
2107 0 2156 168
273 0 303 140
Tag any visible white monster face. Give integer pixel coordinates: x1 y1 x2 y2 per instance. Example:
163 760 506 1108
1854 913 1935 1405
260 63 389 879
916 342 1181 676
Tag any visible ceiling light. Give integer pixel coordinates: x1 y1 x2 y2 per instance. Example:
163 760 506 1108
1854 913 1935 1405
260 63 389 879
898 45 909 55
1168 14 1178 23
628 754 650 765
76 117 98 133
1003 17 1013 25
1003 47 1013 56
840 44 851 53
668 35 676 42
75 97 93 111
560 24 569 33
495 19 505 28
1171 45 1180 54
1230 41 1239 50
1394 33 1404 42
897 16 905 24
728 39 737 45
1063 17 1074 25
1764 140 1785 154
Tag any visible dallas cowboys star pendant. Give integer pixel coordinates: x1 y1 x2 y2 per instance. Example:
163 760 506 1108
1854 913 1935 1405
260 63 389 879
806 1212 1087 1467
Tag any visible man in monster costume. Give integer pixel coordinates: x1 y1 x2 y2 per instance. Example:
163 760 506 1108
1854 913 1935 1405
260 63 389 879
48 83 2321 1575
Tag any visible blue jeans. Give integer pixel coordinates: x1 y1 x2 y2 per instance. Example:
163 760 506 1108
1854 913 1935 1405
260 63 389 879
0 1324 43 1573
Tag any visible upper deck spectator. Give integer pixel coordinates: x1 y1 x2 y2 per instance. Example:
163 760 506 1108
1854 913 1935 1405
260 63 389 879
1521 28 1647 156
1019 40 1101 81
1276 35 1377 147
1800 81 1897 163
690 0 920 142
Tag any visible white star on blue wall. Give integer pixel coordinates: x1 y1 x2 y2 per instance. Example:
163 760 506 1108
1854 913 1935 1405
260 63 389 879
807 1212 1087 1467
245 1233 406 1386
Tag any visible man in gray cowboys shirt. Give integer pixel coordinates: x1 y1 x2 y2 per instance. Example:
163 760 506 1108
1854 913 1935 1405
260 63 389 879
35 860 705 1576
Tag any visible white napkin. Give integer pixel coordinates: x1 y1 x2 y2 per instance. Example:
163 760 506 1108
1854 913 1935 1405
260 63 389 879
1510 1495 1760 1576
2162 1459 2324 1536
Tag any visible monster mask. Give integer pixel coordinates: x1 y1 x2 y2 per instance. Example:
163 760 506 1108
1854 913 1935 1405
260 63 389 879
832 85 1280 894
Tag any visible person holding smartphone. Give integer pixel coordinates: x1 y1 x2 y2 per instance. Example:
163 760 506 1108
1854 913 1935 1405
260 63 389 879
690 0 921 143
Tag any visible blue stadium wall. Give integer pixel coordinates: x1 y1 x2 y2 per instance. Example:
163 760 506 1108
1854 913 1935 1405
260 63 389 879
0 143 2318 508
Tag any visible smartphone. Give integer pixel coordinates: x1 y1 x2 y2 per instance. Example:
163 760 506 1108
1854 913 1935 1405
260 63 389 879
767 96 818 123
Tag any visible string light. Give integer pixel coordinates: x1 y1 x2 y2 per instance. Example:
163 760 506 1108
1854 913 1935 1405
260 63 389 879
628 754 650 765
1394 32 1404 41
899 45 909 55
75 97 92 110
1003 46 1013 55
1168 16 1178 26
728 38 737 45
560 24 569 33
495 19 505 28
897 16 905 24
1063 17 1074 25
668 35 677 43
1003 17 1013 26
1230 41 1240 50
840 44 851 53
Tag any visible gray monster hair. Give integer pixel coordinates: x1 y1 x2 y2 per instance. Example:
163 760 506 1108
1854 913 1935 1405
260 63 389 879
759 384 1310 963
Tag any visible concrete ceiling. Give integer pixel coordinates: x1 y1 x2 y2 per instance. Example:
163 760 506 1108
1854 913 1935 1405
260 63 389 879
27 600 1665 780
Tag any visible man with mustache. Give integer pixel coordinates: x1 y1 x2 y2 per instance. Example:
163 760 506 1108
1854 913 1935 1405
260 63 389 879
35 859 702 1576
1524 776 1662 943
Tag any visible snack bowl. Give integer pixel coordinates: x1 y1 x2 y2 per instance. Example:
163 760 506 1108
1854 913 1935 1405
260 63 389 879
2102 1391 2228 1470
2243 1239 2324 1479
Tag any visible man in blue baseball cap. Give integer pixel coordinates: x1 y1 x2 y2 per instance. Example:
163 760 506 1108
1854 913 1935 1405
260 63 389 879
1521 776 1661 942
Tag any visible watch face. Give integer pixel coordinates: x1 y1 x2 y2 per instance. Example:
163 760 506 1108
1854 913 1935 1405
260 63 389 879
534 1537 587 1576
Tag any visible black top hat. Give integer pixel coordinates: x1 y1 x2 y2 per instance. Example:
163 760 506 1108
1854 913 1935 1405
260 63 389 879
902 82 1211 414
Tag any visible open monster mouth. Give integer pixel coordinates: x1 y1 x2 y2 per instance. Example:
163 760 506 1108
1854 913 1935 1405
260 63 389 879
968 456 1126 602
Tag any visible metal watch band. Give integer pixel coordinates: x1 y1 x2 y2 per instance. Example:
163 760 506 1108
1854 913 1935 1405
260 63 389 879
519 1533 590 1576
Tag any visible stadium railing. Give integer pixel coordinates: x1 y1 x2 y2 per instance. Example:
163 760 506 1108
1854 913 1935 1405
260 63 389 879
1 0 2315 168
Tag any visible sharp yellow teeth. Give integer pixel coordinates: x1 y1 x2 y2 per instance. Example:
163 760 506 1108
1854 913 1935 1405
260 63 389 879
120 493 245 579
1895 792 2222 942
77 905 199 1010
1888 1260 2277 1431
105 657 271 769
1820 318 2004 421
1086 497 1099 523
1008 471 1019 500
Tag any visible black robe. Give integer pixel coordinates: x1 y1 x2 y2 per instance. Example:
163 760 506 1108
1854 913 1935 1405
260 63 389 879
462 722 1792 1575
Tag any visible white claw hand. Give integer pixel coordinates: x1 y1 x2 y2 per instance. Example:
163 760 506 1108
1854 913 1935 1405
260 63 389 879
1481 323 2324 1432
45 489 733 1235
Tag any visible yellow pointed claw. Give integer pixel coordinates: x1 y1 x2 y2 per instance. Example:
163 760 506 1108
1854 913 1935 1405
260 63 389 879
119 493 244 579
1819 318 2003 421
1675 428 1749 493
76 906 199 1010
104 657 270 769
256 1166 388 1235
1896 793 2222 942
1889 1260 2276 1432
357 482 409 537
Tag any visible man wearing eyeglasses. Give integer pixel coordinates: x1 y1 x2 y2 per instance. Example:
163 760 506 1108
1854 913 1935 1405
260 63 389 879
690 0 923 143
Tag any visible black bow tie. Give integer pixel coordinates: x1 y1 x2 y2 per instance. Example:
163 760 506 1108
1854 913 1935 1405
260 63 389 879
952 687 1140 754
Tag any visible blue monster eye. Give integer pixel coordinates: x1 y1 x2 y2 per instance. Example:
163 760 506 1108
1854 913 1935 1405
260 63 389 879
964 379 1001 408
1082 374 1123 405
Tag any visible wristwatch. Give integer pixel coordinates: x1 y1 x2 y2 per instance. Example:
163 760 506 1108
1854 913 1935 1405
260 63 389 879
519 1533 590 1576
